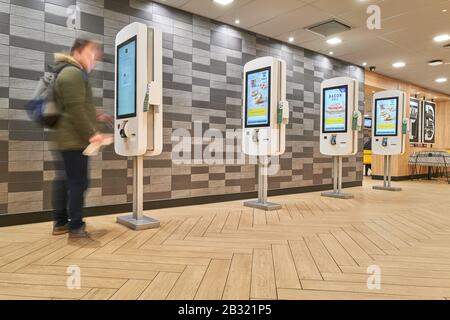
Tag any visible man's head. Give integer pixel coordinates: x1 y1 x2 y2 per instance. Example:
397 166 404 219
70 39 103 73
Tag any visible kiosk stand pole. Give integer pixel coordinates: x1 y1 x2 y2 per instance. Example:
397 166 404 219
338 156 343 193
244 156 281 211
332 156 338 193
117 155 160 230
322 155 354 199
133 156 143 218
373 155 402 192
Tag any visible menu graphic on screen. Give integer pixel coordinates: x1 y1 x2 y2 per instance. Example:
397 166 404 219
245 68 270 127
375 97 398 136
117 37 136 118
322 86 348 133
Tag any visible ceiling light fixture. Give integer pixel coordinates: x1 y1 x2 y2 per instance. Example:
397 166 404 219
434 34 450 42
235 19 240 24
436 77 448 83
428 59 444 66
442 9 448 13
327 37 342 45
329 51 334 55
288 37 294 43
362 62 367 67
213 0 234 6
392 61 406 68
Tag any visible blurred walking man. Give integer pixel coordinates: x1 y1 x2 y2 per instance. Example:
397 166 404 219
52 39 112 238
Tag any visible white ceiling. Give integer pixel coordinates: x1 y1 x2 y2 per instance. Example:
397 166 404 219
153 0 450 95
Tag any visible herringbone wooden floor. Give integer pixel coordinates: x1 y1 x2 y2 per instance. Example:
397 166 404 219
0 179 449 300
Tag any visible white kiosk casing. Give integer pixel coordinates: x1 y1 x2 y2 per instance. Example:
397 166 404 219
320 77 360 200
114 22 163 157
320 77 359 156
114 22 163 230
242 57 289 157
372 90 406 155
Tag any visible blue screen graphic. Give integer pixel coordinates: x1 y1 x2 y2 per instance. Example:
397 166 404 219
323 86 347 133
117 38 136 118
245 68 270 127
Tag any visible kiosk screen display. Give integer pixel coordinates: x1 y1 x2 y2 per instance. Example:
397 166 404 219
245 67 271 127
116 36 137 119
364 117 372 129
374 97 398 136
322 85 348 133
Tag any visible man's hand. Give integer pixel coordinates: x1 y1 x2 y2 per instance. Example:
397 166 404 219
89 133 105 144
96 110 114 124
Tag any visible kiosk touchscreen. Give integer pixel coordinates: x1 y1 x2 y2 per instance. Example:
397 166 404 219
242 57 289 211
115 22 163 158
364 117 372 129
320 77 359 156
114 22 163 230
242 57 289 157
372 90 406 155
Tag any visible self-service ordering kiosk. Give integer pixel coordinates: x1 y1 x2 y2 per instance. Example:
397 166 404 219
372 90 407 192
115 22 163 230
320 77 361 199
242 57 289 210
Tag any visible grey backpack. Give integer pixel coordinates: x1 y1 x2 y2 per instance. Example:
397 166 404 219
26 65 71 128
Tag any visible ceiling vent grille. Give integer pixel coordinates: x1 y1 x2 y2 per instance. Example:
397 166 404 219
306 19 351 37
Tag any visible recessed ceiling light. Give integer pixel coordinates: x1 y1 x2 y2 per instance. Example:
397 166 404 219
362 62 367 67
442 9 448 13
288 36 294 43
329 51 334 55
436 77 448 83
433 34 450 42
213 0 234 5
428 59 444 66
392 61 406 68
235 19 240 24
326 37 342 45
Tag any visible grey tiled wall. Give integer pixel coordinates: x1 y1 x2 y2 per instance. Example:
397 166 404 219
0 0 364 216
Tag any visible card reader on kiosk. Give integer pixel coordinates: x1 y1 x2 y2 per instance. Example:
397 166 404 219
242 57 289 210
320 77 361 199
114 22 163 230
372 90 407 192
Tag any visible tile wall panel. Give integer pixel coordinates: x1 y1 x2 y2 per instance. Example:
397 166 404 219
0 0 364 215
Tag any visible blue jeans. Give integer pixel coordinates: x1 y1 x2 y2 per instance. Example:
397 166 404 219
53 150 89 230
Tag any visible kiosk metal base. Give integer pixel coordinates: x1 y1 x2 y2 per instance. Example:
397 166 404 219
117 215 160 231
322 156 354 200
321 191 354 199
373 186 402 192
373 155 402 192
244 200 281 211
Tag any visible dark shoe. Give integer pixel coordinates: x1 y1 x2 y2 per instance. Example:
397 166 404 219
52 223 69 235
69 228 90 239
